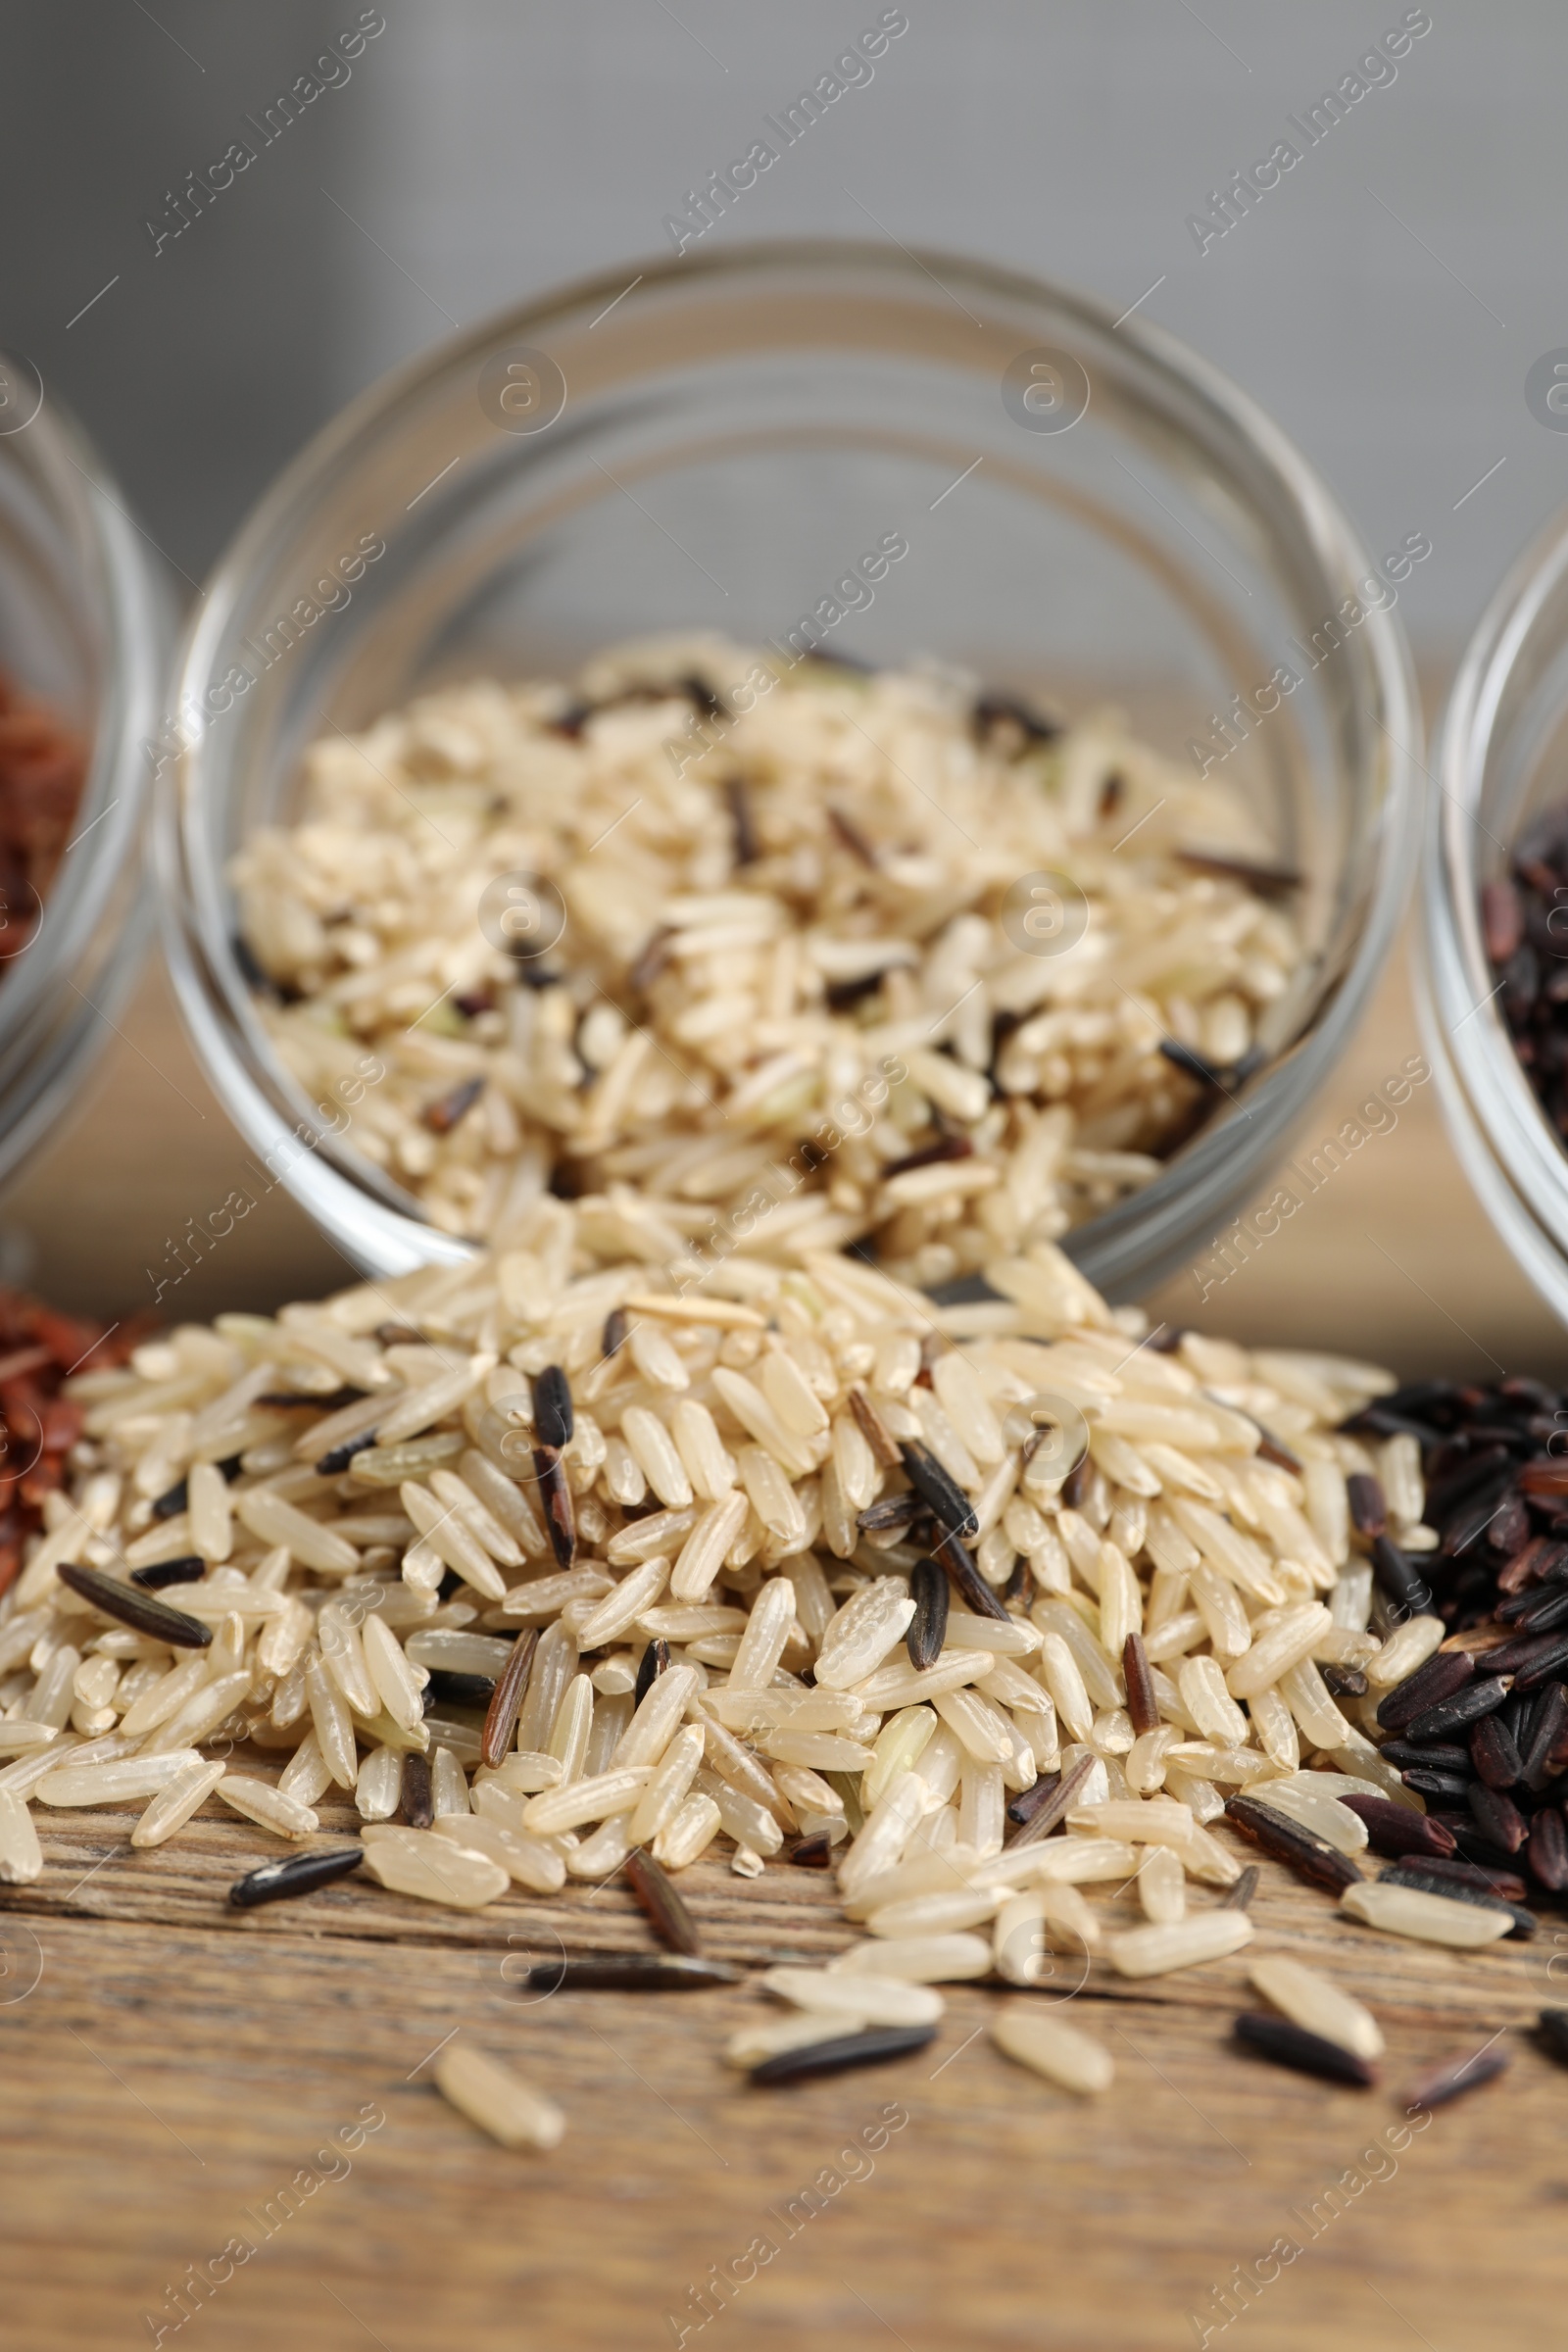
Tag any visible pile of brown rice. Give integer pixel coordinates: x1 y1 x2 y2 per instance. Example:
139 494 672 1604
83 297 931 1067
0 1201 1466 2104
231 637 1303 1282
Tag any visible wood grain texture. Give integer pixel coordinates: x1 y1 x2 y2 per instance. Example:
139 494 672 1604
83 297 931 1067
1 1794 1563 2352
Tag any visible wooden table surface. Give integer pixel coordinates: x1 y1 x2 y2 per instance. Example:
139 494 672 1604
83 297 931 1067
2 920 1567 2352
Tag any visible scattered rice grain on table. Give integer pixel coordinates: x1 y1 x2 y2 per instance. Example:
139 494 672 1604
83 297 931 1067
230 636 1304 1277
2 1200 1551 2114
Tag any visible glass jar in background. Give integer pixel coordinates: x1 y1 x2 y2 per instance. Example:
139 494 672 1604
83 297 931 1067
0 364 174 1194
1422 497 1568 1326
160 241 1420 1291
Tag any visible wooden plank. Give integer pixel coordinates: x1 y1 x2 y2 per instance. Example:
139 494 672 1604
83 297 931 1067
0 1803 1563 2352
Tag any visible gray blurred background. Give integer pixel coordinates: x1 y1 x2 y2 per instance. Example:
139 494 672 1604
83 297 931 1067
2 1 1554 640
1 0 1564 1368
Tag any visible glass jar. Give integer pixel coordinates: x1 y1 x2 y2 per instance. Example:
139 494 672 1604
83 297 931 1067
1422 497 1568 1323
160 240 1420 1290
0 368 173 1189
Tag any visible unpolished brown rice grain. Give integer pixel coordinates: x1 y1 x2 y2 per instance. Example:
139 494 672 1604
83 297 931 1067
215 1776 319 1841
0 1788 42 1883
1248 1955 1384 2062
757 1967 945 2028
361 1833 511 1909
1108 1910 1254 1978
830 1933 991 1984
992 2003 1114 2094
434 2041 564 2151
131 1759 227 1848
1341 1882 1512 1948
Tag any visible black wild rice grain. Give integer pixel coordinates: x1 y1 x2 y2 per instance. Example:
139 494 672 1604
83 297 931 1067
1402 1768 1478 1803
1346 1473 1388 1539
1250 1423 1302 1474
1320 1664 1369 1700
128 1556 206 1590
1370 1535 1431 1614
1497 1583 1568 1632
1442 1477 1518 1561
423 1076 485 1135
56 1562 212 1649
1376 1648 1475 1733
625 1845 702 1956
1175 849 1301 900
1511 1634 1568 1691
1158 1038 1228 1089
847 1386 901 1471
1476 1626 1566 1676
680 672 727 721
749 2024 937 2084
400 1750 433 1831
1470 1711 1524 1788
971 689 1059 747
1010 1754 1096 1849
1123 1632 1158 1738
1223 1794 1361 1894
1335 1793 1457 1860
228 1847 365 1910
1404 1679 1510 1743
534 1446 576 1569
724 776 759 866
1522 1683 1568 1790
1233 2012 1377 2086
152 1478 188 1522
1410 1853 1529 1902
1537 2008 1568 2067
627 924 673 998
824 971 886 1014
632 1638 669 1709
826 805 880 867
1005 1771 1061 1833
786 1835 833 1869
1467 1786 1528 1853
1338 1401 1442 1445
1528 1807 1568 1890
602 1307 628 1359
1062 1452 1095 1512
906 1557 949 1672
1224 1866 1261 1912
858 1494 922 1537
1380 1739 1472 1772
257 1385 366 1411
532 1364 574 1450
929 1531 1009 1622
480 1625 539 1770
1426 1444 1514 1524
1403 2042 1510 2111
1003 1554 1031 1605
421 1669 496 1711
1377 1866 1537 1937
315 1428 379 1475
898 1440 978 1543
513 1954 741 1992
881 1137 974 1183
